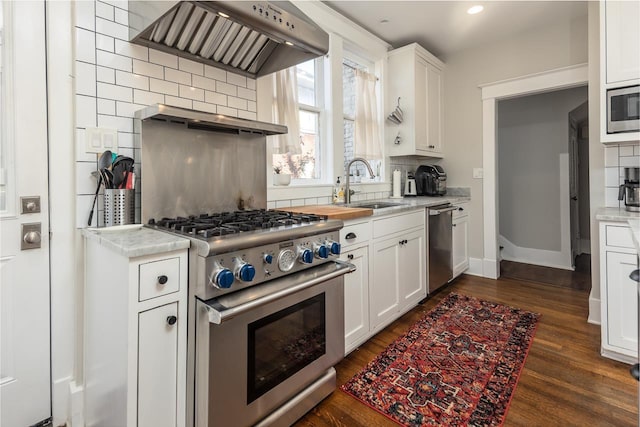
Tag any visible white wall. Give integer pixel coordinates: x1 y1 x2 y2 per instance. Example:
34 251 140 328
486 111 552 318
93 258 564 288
497 87 587 260
441 15 588 261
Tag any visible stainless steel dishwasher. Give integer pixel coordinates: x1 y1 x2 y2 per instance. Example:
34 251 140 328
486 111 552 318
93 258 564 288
428 203 457 293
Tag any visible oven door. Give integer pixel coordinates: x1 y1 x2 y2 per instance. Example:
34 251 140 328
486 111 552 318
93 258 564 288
195 261 353 427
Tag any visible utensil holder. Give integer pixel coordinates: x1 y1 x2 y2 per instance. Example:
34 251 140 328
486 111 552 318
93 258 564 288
104 189 135 226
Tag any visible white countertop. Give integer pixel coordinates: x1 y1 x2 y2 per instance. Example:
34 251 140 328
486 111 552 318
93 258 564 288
352 195 471 218
595 207 640 222
628 218 640 252
82 225 190 258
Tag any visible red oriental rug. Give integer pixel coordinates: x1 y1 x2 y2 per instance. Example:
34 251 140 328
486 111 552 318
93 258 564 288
341 293 540 426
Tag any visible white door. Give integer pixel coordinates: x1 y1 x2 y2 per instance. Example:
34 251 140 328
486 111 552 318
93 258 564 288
0 2 51 426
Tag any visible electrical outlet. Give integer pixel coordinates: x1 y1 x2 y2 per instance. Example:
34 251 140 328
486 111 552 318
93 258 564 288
473 168 484 179
85 127 118 153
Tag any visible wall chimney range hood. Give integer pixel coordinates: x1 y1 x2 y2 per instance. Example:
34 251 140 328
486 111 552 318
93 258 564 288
128 1 329 78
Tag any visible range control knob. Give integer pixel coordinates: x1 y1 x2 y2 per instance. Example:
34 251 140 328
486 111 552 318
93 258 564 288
314 243 328 259
263 253 273 264
298 247 313 264
326 240 341 255
212 267 234 289
235 262 256 282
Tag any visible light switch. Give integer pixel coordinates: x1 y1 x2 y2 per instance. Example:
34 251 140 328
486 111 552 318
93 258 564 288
473 168 484 179
102 129 117 149
85 127 118 153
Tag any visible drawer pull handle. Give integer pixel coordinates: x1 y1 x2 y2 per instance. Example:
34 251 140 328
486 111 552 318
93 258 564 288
630 269 640 283
347 254 354 260
345 232 357 240
167 315 177 326
158 275 168 285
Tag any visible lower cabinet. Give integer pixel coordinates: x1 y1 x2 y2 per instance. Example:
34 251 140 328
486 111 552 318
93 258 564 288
452 206 469 279
599 222 638 363
341 209 426 353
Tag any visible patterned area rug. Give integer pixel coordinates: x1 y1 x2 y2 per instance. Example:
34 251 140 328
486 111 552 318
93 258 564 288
341 293 540 426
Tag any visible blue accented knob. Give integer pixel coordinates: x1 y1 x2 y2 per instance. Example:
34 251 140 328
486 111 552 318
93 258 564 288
213 268 234 289
299 248 313 264
237 263 256 282
315 244 328 259
263 253 273 264
328 241 341 255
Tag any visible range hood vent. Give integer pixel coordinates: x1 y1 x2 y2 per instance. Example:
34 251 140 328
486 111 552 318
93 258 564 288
128 1 329 78
135 104 288 135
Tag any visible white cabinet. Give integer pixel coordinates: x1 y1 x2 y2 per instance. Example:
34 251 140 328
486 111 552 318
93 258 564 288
452 205 469 278
84 239 187 427
599 222 638 363
387 43 445 157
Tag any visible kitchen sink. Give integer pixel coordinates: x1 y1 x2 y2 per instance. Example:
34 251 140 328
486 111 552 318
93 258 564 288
349 201 405 209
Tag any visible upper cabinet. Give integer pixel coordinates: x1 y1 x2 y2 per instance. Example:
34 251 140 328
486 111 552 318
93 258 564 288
600 0 640 144
386 43 445 157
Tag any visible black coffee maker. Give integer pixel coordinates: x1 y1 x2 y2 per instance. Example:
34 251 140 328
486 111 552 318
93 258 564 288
415 165 447 196
618 167 640 212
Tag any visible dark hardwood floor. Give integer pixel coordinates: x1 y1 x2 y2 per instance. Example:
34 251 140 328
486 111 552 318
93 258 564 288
295 273 639 426
500 254 592 292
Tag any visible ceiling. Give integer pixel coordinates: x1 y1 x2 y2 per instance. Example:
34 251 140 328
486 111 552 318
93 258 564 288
322 1 588 60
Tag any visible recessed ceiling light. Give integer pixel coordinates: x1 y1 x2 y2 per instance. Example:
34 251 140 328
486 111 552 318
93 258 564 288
218 11 230 18
467 5 484 14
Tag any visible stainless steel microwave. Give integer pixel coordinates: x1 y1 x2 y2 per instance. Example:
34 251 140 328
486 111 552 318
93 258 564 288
607 85 640 134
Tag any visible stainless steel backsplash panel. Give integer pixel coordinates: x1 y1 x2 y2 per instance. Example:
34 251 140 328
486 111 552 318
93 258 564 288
140 120 267 223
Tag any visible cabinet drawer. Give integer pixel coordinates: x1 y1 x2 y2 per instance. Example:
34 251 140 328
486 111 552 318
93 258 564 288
605 225 634 249
139 257 180 302
341 221 371 248
452 204 468 220
373 210 424 239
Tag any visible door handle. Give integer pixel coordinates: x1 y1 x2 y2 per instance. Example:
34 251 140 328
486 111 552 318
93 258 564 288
21 223 42 250
571 196 578 201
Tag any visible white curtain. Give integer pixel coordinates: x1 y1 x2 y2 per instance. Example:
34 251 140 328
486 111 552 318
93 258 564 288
272 67 301 154
354 69 381 159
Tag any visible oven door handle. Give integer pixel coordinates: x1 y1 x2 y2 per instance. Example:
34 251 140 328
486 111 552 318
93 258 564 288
202 261 356 324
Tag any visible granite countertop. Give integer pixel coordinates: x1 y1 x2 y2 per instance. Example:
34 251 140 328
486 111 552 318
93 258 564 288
82 225 190 258
357 195 470 218
595 207 640 222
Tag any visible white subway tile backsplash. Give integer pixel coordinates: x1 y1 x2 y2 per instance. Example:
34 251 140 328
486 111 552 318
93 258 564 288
117 132 134 148
97 50 132 72
275 200 292 208
165 96 192 109
165 68 191 85
179 57 204 76
76 62 97 96
317 197 331 205
605 187 620 207
76 28 96 63
95 1 114 21
246 79 256 90
96 17 128 40
116 70 149 90
114 7 128 26
620 156 640 168
237 87 256 101
96 33 115 52
192 74 216 91
217 106 238 117
228 96 247 110
97 98 116 115
115 40 148 61
605 167 620 187
179 85 204 101
101 0 128 10
76 128 95 162
116 101 147 118
304 198 318 206
133 89 164 106
635 145 640 156
227 73 246 88
267 201 276 210
204 65 226 82
216 81 237 97
78 194 98 229
620 146 635 156
149 78 178 96
96 66 115 84
237 110 257 121
149 49 178 68
247 101 257 112
132 59 163 80
76 95 97 128
98 114 133 133
604 145 619 167
205 91 226 105
192 101 216 114
97 82 133 102
75 1 95 31
77 161 99 196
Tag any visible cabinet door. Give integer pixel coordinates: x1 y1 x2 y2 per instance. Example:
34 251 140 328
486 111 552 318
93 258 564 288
426 63 443 153
606 0 640 84
414 57 428 152
341 246 369 354
605 251 638 353
398 229 426 309
138 302 179 427
371 237 400 330
452 215 469 278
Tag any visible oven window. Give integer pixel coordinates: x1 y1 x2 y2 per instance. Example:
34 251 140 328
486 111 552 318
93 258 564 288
247 293 326 403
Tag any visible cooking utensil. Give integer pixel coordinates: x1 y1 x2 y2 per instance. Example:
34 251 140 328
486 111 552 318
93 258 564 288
112 156 134 189
87 150 113 226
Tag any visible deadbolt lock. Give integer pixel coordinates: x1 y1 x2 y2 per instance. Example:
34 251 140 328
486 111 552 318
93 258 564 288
21 196 41 214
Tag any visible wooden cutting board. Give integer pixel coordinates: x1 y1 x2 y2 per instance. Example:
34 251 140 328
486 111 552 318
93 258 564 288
277 205 373 220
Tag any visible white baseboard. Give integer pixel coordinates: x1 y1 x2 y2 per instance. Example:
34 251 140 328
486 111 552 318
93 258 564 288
499 235 573 271
482 258 499 279
68 381 84 427
587 296 601 325
465 257 484 277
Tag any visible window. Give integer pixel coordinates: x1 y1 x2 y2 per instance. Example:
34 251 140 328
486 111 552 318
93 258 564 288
342 57 382 183
272 58 323 181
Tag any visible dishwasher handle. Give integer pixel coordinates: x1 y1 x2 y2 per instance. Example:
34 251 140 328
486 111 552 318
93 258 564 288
429 206 457 216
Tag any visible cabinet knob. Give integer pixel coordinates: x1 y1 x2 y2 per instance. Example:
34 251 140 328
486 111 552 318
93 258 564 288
452 224 457 227
345 232 357 240
347 254 354 260
166 315 177 326
158 275 168 285
630 269 640 283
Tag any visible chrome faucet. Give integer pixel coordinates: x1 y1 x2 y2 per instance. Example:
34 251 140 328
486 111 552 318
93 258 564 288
345 157 375 204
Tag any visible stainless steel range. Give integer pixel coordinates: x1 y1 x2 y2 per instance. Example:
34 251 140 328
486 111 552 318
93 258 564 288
136 105 353 427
